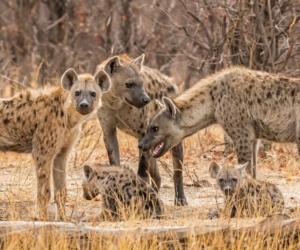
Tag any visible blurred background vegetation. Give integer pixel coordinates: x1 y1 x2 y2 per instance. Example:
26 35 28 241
0 0 299 95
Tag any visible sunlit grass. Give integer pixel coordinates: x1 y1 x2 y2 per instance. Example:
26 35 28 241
0 114 299 248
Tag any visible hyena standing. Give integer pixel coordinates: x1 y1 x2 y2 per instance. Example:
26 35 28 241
96 54 187 205
139 67 300 178
0 69 110 220
209 162 284 217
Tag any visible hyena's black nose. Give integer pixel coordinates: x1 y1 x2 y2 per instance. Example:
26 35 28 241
138 140 147 151
80 102 89 109
142 95 150 105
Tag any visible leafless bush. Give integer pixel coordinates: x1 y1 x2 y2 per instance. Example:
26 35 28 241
0 0 299 94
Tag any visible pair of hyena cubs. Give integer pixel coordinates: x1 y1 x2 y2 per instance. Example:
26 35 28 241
81 161 284 220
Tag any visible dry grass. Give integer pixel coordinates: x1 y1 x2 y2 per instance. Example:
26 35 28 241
0 119 300 248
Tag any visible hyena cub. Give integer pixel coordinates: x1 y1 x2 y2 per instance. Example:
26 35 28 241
0 68 110 220
209 162 284 218
82 164 164 220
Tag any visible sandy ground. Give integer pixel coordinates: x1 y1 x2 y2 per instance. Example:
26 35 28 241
0 120 300 229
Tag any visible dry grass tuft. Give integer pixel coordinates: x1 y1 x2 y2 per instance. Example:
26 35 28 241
0 122 299 248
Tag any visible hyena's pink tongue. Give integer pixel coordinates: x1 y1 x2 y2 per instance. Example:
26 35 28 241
153 142 164 156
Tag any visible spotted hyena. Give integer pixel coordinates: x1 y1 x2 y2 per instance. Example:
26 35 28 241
0 68 110 220
139 67 300 178
96 54 187 205
82 164 164 220
209 162 284 217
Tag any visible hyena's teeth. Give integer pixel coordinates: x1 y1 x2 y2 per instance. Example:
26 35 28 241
153 142 164 156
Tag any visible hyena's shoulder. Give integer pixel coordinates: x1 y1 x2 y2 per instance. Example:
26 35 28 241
92 164 138 187
140 66 178 99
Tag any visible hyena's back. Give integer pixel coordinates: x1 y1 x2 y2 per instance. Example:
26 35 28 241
234 179 284 217
207 67 300 142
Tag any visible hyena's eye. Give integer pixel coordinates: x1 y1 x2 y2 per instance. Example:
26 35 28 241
151 126 159 133
90 91 96 97
232 178 237 183
218 178 224 183
125 81 136 89
75 90 81 97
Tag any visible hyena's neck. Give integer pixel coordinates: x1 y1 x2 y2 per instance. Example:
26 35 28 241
174 83 216 138
101 91 123 110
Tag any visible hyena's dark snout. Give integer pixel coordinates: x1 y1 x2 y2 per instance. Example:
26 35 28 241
134 92 150 108
77 99 92 115
138 138 150 151
141 95 150 105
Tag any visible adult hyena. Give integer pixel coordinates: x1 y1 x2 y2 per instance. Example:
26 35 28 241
139 67 300 178
96 54 187 205
0 69 110 220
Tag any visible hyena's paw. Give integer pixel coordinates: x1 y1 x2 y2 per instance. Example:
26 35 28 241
174 196 188 206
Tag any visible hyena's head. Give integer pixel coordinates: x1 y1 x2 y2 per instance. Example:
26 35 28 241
209 162 248 197
61 68 111 115
82 165 104 200
139 97 183 158
100 54 150 108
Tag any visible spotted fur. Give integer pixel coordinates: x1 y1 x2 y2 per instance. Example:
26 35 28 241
209 162 284 217
82 164 164 220
0 69 110 220
96 54 187 205
140 67 300 178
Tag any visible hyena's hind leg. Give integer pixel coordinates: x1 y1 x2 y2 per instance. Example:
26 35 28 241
32 152 53 220
32 133 57 220
228 126 257 178
223 132 235 156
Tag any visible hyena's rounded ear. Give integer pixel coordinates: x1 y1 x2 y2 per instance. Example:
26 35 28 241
94 70 111 93
131 53 145 71
83 165 94 180
104 56 121 76
236 162 249 177
162 97 179 119
209 162 220 178
61 68 78 90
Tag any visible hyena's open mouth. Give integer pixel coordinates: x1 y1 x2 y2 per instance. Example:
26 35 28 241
152 141 165 158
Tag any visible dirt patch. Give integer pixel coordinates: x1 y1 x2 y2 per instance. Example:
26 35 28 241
0 121 300 229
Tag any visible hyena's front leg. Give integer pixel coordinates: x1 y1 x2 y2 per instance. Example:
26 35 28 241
98 114 120 165
138 150 161 191
32 152 53 220
103 126 120 165
98 119 120 165
171 143 187 206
